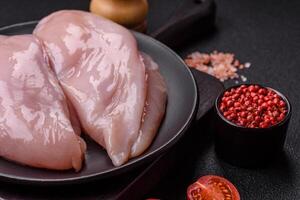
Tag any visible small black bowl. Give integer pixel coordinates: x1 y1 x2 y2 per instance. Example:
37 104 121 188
214 84 291 167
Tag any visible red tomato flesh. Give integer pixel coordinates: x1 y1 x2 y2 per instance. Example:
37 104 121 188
187 175 240 200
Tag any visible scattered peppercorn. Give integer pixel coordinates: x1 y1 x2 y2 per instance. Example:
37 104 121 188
219 85 287 128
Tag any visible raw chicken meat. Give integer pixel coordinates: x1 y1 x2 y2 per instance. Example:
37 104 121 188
130 54 167 158
34 10 147 166
0 35 86 171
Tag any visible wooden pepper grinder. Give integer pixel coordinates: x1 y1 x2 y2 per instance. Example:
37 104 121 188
90 0 148 32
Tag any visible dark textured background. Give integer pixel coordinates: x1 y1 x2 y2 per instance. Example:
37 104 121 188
0 0 299 199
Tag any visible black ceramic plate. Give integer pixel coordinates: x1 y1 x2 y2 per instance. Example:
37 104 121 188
0 22 198 185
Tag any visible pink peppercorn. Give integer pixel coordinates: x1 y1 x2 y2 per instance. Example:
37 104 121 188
219 85 287 128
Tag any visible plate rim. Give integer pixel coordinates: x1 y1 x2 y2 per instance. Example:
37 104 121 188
0 21 198 185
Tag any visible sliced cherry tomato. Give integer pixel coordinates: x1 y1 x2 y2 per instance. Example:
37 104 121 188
187 175 240 200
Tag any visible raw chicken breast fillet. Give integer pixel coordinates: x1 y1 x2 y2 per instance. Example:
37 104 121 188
130 53 167 158
0 35 86 171
34 10 147 166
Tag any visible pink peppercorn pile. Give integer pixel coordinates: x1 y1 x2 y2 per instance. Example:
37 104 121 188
219 85 287 128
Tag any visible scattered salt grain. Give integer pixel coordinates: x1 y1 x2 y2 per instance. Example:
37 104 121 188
241 75 247 82
184 51 251 82
244 62 251 68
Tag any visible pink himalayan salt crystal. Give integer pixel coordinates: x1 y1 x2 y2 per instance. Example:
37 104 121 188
184 51 250 82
